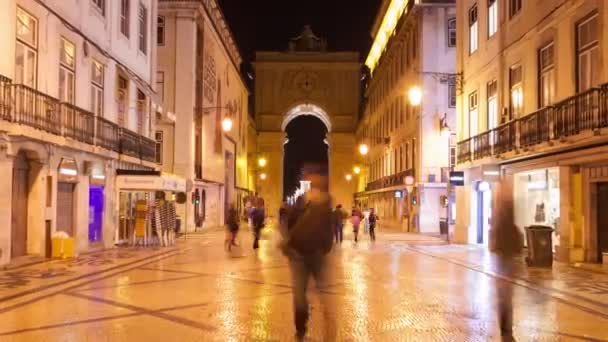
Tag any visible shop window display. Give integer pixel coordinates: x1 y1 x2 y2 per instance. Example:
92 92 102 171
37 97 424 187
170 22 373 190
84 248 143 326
514 168 560 252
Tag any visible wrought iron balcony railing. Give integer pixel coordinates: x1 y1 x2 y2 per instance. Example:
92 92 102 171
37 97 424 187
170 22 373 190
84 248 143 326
0 75 155 163
457 84 608 164
366 169 415 191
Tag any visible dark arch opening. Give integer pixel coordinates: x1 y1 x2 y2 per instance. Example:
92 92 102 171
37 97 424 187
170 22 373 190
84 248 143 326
283 115 329 199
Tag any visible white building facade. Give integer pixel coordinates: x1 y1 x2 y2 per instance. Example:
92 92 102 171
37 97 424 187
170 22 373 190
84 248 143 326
0 0 160 264
355 0 457 234
455 0 608 263
156 0 251 232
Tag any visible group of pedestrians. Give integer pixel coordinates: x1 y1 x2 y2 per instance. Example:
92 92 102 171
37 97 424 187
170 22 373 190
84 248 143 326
333 205 378 243
224 194 266 252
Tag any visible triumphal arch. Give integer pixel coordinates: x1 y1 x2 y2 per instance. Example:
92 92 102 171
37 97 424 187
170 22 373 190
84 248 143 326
254 26 361 216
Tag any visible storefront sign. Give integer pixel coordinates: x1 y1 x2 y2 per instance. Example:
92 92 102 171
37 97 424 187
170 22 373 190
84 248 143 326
482 165 501 182
449 171 465 186
58 157 79 183
117 175 186 192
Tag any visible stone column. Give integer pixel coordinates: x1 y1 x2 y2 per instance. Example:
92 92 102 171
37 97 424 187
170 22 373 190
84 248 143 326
0 154 13 265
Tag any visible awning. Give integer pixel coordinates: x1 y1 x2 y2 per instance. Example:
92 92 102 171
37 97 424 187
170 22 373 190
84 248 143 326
116 173 186 192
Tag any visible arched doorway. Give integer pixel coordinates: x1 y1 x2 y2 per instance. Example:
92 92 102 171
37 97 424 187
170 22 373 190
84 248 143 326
282 104 331 200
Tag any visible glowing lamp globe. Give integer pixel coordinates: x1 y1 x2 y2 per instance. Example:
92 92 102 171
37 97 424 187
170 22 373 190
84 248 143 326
358 144 369 156
353 166 361 174
408 86 422 106
221 117 233 132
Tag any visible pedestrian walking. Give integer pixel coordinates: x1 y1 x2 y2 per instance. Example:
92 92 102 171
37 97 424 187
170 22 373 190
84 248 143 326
332 204 346 243
225 202 240 252
368 208 378 241
252 199 265 250
351 207 363 242
492 182 523 340
285 164 336 340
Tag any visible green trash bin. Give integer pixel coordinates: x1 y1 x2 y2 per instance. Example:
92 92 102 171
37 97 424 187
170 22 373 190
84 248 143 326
525 225 554 267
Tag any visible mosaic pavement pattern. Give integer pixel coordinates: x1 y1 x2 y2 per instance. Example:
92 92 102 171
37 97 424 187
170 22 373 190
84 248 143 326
0 227 607 341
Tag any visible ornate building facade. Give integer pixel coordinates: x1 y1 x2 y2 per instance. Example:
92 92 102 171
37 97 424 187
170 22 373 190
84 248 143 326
157 0 251 231
355 0 457 233
0 0 159 264
455 0 608 263
253 26 360 217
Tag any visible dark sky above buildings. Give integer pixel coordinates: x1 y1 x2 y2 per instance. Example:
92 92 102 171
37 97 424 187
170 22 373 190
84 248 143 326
218 0 381 63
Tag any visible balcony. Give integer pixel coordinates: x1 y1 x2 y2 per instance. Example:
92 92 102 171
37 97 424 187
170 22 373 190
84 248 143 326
0 76 155 163
366 169 415 192
458 85 608 164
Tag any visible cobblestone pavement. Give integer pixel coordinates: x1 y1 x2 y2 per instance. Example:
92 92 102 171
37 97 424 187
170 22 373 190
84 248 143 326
0 227 607 341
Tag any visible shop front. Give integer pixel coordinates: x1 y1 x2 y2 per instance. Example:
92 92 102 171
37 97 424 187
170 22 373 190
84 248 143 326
115 172 186 245
513 167 561 252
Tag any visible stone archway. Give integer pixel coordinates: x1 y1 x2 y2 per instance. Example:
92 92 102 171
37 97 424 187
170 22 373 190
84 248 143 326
282 104 331 200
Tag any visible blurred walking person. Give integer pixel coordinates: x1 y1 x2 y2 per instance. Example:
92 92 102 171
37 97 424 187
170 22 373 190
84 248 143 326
225 202 240 252
285 164 335 340
252 198 265 250
492 181 523 340
350 207 363 242
368 208 378 241
333 204 346 243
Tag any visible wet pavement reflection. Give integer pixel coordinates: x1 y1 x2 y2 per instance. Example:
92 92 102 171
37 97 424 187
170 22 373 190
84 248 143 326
0 228 606 341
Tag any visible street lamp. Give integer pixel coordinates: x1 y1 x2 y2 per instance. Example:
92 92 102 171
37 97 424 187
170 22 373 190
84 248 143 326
345 174 352 181
353 166 361 174
258 157 267 168
260 173 267 180
221 117 233 132
408 86 423 106
358 143 369 156
440 113 451 138
196 103 238 133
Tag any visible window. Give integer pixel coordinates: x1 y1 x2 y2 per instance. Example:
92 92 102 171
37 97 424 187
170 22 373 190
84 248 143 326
509 65 523 118
447 18 456 47
487 80 498 130
577 13 599 92
539 43 555 106
509 0 522 18
117 76 128 126
488 0 498 37
91 60 104 116
120 0 130 38
15 7 38 88
59 37 76 104
405 142 410 169
137 89 147 135
469 4 478 54
448 76 456 108
92 0 105 16
468 91 478 137
138 3 148 54
399 145 403 172
155 131 163 164
412 139 417 171
157 16 165 45
156 71 164 101
449 134 457 169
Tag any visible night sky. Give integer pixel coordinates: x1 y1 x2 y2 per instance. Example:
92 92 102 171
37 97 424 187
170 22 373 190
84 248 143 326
219 0 381 199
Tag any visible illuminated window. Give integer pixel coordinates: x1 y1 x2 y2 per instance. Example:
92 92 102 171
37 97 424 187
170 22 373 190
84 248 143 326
15 7 38 88
59 37 76 104
509 65 523 118
469 4 478 54
468 91 478 137
539 43 555 106
488 0 498 37
447 18 456 47
487 80 498 130
91 60 104 116
576 13 599 92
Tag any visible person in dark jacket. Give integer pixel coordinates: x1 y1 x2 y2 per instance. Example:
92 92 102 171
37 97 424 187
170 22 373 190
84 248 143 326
368 208 378 241
333 204 347 243
252 199 265 249
286 164 335 340
225 202 239 251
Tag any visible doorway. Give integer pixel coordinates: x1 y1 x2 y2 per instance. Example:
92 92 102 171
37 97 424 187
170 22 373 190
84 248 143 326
11 152 30 257
88 185 104 243
476 182 492 245
56 182 75 236
597 182 608 262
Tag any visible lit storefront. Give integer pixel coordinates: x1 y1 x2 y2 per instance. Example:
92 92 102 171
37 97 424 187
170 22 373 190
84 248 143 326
513 168 560 252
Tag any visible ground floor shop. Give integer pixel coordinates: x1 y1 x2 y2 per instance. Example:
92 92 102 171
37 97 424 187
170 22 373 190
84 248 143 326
455 145 608 263
0 139 154 265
